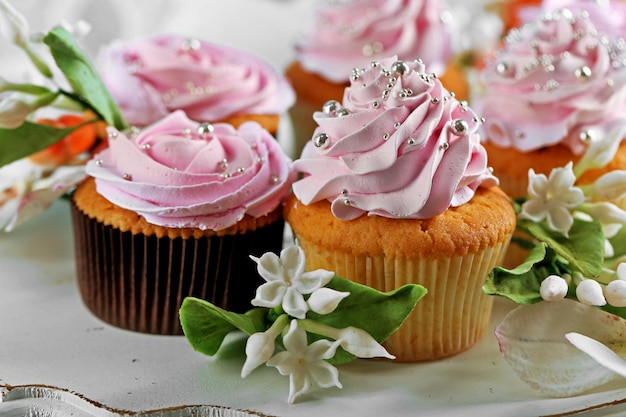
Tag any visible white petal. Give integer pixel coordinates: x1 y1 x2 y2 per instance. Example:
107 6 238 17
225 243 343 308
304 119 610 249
308 361 343 389
254 251 285 283
282 289 309 319
519 199 548 223
288 369 311 404
294 269 335 294
495 300 623 396
527 169 548 198
575 123 625 174
282 320 308 353
0 0 29 45
336 326 395 359
576 280 607 306
305 338 341 361
307 288 349 315
546 205 574 236
280 245 306 280
548 162 576 191
566 333 626 378
251 281 286 308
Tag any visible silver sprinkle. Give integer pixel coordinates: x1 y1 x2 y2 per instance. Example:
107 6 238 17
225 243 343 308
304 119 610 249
579 129 595 144
575 65 592 79
372 101 380 109
142 143 151 150
343 199 352 206
431 97 440 104
440 142 450 150
390 60 410 75
108 130 118 139
197 122 214 137
495 62 509 75
341 189 349 196
407 138 416 145
95 159 103 166
180 38 201 51
257 157 265 164
182 128 192 136
219 159 228 170
237 167 246 173
451 119 469 136
336 108 350 117
322 100 341 114
314 132 330 148
383 133 389 140
123 173 132 181
515 130 525 138
393 122 401 129
382 89 390 100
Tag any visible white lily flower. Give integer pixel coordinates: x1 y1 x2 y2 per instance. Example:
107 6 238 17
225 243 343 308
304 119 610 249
250 245 336 319
586 170 626 201
519 162 585 237
578 202 626 226
574 121 626 177
306 287 349 316
605 280 626 307
0 0 29 46
267 320 342 404
241 314 288 378
540 275 569 301
576 279 607 306
0 159 85 232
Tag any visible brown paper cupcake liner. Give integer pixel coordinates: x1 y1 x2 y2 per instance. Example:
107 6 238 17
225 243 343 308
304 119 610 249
296 237 510 362
71 201 284 335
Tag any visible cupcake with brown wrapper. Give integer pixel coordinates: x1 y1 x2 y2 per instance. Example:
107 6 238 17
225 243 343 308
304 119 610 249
71 111 295 334
285 57 516 362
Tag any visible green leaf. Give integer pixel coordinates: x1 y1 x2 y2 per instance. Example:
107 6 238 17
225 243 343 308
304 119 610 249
179 297 267 356
43 27 127 130
518 217 605 277
307 276 427 365
483 243 569 304
0 121 78 166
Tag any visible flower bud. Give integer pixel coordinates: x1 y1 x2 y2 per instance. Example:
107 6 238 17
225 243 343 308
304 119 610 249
540 275 568 301
307 287 349 315
0 96 31 128
576 279 607 306
605 280 626 307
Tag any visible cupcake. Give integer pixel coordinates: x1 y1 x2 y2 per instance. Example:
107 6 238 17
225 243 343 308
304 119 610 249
471 8 626 200
284 57 516 362
97 34 295 135
285 0 455 157
71 111 295 335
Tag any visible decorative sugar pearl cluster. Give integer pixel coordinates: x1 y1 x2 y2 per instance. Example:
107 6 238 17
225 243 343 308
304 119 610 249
312 59 483 151
540 264 626 307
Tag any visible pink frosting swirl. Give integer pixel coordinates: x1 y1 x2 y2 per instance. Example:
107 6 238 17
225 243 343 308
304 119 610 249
472 9 626 154
98 34 295 127
296 0 453 83
86 111 295 230
292 57 497 221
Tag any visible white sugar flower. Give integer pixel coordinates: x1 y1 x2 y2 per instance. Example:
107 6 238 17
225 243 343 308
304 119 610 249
540 275 569 301
241 314 288 378
0 94 32 128
267 320 342 403
250 245 339 319
576 279 607 306
519 162 585 237
0 0 29 46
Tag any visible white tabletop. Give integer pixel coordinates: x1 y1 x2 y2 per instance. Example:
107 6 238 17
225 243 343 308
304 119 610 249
3 200 626 416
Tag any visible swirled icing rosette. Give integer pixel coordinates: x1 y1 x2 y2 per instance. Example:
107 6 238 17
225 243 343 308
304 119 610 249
472 8 626 155
292 57 497 221
98 34 295 126
296 0 453 83
86 111 295 230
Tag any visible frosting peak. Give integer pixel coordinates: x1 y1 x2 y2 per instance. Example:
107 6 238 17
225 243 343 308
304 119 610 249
472 9 626 154
86 111 295 230
292 57 497 221
296 0 453 83
98 34 295 127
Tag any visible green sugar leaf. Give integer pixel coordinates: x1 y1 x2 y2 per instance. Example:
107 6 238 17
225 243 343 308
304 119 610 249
179 297 267 357
307 276 427 365
43 27 127 130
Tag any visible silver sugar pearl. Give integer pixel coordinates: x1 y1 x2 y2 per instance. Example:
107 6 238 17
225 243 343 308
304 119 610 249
335 108 350 117
393 122 401 129
407 138 416 145
341 189 349 196
390 60 410 75
440 142 450 150
383 133 389 140
270 174 280 184
575 65 592 79
343 199 352 206
123 173 132 181
451 119 469 136
197 122 214 137
579 129 595 144
314 132 330 148
95 159 103 166
322 100 341 114
108 130 118 139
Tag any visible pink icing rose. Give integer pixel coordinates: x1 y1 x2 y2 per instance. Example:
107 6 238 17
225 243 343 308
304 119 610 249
292 57 496 221
86 111 295 230
98 34 295 127
516 0 626 39
296 0 453 83
472 9 626 154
